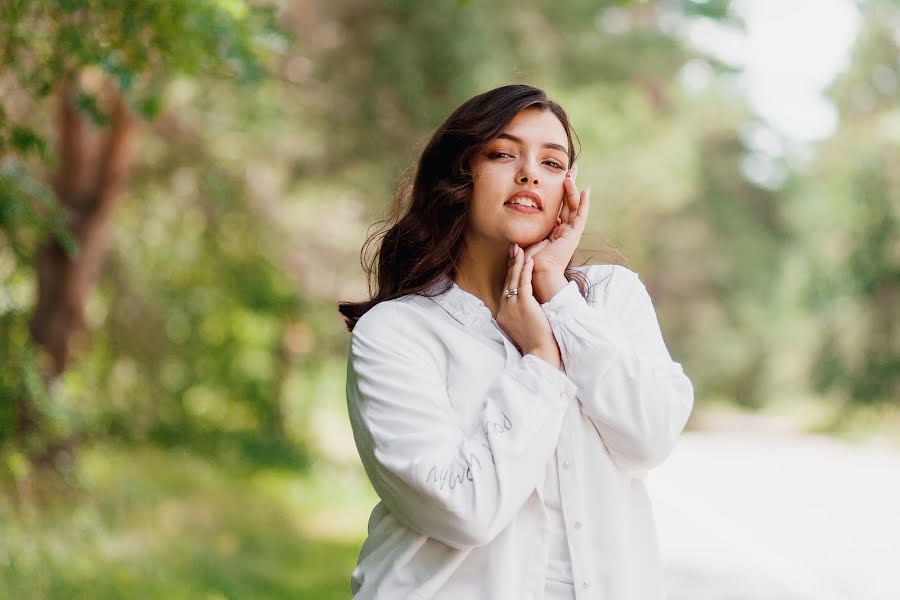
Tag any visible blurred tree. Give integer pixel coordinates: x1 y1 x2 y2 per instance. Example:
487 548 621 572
800 1 900 406
311 0 737 191
0 0 282 462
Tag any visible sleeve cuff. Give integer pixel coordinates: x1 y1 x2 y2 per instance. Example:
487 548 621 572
518 353 578 402
539 275 630 372
540 279 583 317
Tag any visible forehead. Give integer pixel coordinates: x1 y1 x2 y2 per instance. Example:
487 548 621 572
497 108 568 147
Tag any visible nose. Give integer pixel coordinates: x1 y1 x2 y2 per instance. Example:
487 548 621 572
517 162 539 185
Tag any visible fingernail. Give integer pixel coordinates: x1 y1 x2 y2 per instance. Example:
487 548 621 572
566 171 572 179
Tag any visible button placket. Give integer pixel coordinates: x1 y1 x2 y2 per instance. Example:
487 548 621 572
557 422 589 596
557 422 580 535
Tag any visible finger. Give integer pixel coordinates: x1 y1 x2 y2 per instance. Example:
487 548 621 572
503 243 516 289
553 218 570 241
504 244 524 297
559 200 570 226
564 174 579 220
524 239 550 261
573 186 591 230
559 175 572 223
570 163 578 180
519 256 534 298
549 219 562 241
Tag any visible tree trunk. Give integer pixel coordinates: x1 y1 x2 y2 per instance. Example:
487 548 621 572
29 78 135 379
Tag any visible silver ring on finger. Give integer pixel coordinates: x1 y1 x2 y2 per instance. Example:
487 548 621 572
504 288 519 297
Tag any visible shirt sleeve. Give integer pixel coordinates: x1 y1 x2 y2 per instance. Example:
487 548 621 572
540 266 694 478
346 302 578 550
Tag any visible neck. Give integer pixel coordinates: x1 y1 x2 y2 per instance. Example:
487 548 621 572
454 236 510 318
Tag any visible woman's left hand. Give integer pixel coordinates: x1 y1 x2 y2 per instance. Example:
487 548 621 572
523 169 591 303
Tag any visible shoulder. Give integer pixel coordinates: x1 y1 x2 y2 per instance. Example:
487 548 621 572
570 263 642 308
353 295 429 341
573 263 639 284
349 295 448 376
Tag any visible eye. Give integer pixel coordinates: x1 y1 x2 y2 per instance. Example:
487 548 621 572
489 152 513 159
544 160 564 170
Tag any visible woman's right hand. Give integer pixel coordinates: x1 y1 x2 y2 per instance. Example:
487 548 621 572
496 244 563 370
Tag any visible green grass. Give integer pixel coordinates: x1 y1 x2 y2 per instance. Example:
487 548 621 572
0 442 378 599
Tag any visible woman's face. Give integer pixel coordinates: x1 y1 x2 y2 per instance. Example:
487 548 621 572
466 107 570 249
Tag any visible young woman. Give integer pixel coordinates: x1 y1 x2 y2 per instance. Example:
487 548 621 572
338 84 694 600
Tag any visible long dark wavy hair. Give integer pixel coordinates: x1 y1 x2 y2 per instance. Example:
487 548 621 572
338 84 624 332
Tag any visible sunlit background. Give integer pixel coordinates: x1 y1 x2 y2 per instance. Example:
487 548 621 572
1 0 898 598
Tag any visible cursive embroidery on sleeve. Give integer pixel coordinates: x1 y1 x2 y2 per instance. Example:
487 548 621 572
483 410 513 436
425 453 483 491
422 410 515 491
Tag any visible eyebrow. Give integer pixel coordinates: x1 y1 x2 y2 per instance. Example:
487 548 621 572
495 132 568 155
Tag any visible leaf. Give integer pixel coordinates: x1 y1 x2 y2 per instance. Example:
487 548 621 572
9 126 47 159
73 90 110 126
135 93 163 120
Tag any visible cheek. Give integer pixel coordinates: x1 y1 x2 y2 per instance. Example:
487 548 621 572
471 166 498 197
547 193 565 217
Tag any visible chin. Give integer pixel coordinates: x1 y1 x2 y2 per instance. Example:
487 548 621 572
507 228 553 247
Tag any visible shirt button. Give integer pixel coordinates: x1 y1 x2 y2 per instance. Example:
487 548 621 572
559 391 567 399
562 460 571 469
574 521 582 530
582 580 590 588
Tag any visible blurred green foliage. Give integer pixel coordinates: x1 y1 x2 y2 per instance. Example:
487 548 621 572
0 0 287 463
800 4 900 405
0 442 376 599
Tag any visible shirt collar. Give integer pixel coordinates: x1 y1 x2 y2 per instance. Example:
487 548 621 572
422 274 493 328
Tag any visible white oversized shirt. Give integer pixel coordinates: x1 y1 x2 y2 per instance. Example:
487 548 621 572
345 264 694 599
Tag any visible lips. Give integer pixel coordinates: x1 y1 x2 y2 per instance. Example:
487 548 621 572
504 191 543 211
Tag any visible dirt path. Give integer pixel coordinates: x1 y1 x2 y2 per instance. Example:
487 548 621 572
647 423 900 600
